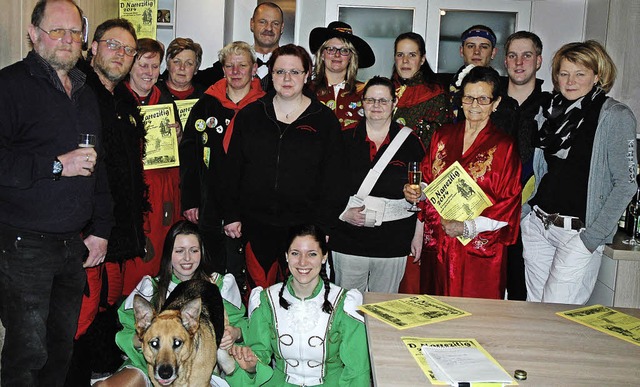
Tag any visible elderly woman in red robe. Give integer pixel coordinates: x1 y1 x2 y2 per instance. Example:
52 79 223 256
404 66 521 299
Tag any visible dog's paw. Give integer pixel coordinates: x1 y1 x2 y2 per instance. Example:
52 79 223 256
216 348 236 375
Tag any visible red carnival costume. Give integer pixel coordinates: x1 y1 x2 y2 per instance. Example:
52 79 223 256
122 82 182 295
422 121 521 299
311 81 364 129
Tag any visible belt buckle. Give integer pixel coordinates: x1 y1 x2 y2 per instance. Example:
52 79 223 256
543 216 552 230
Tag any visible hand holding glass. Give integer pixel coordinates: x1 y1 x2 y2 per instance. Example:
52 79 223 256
408 161 422 212
78 133 96 148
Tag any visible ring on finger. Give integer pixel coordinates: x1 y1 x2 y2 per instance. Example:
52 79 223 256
85 155 89 162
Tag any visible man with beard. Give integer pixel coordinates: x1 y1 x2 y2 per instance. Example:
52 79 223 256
66 18 150 384
193 2 284 92
0 1 112 385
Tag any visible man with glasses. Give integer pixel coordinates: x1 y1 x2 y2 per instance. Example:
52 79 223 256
194 2 284 92
0 1 112 385
66 18 148 384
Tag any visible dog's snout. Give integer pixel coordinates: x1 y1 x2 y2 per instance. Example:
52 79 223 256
157 364 175 380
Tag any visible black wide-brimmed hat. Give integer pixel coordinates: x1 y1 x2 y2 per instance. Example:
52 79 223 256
309 21 375 69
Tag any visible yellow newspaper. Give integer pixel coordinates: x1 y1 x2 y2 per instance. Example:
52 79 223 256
359 295 470 330
423 161 492 245
174 99 198 129
558 304 640 347
139 103 179 170
119 0 157 39
401 337 516 386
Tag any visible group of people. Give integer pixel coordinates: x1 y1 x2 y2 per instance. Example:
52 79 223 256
0 0 637 386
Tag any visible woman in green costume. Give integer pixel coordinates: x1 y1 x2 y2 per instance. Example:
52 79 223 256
95 220 247 386
227 224 371 386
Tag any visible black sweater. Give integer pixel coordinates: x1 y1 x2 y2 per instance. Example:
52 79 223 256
0 51 112 237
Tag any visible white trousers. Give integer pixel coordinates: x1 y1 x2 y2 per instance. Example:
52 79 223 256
332 252 406 294
521 211 603 305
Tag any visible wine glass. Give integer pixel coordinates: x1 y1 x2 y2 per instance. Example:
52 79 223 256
623 197 640 245
78 133 96 148
407 161 422 212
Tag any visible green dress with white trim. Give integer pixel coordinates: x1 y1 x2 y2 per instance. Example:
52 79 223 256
227 277 370 386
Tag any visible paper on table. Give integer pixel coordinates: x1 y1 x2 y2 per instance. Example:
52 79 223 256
421 345 513 385
359 295 470 330
558 304 640 346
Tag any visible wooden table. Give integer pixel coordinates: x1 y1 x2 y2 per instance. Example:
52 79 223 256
364 293 640 386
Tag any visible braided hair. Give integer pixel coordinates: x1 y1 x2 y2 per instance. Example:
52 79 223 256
279 224 333 314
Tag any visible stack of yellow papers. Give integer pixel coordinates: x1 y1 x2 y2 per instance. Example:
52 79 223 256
358 294 470 329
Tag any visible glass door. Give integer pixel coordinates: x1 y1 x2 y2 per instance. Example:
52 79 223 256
325 0 427 82
426 0 532 75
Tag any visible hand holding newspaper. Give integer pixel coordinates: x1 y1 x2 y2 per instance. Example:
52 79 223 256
423 161 492 245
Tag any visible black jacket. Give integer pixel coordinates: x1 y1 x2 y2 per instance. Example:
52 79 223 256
223 90 345 230
0 51 112 237
79 59 150 262
179 93 236 227
495 77 551 185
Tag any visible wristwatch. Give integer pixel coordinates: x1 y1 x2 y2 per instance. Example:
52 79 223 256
52 157 63 180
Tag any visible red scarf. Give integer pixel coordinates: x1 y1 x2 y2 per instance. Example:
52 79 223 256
167 85 195 100
124 81 161 106
205 78 265 153
395 82 444 109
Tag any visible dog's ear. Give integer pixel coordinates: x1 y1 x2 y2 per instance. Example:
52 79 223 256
180 297 202 335
133 294 155 335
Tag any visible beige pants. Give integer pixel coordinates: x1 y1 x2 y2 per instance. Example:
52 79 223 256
333 252 406 294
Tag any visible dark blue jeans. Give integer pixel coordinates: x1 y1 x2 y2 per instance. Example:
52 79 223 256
0 228 87 387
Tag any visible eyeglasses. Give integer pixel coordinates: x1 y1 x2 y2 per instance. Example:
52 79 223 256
362 97 393 106
461 95 494 105
273 69 306 77
324 46 352 56
97 39 138 57
37 26 83 43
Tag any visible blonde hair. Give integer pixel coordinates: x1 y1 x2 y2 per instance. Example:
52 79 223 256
551 40 616 93
312 37 359 95
218 41 256 65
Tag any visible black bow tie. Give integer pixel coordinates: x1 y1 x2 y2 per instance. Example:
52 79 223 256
257 58 267 67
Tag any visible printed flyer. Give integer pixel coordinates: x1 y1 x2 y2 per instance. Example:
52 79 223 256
139 103 179 170
423 161 493 245
119 0 157 39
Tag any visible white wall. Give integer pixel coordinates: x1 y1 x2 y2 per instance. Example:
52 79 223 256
604 0 640 125
530 0 587 91
176 0 225 68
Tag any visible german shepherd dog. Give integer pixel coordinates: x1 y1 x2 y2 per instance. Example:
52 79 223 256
133 279 225 386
